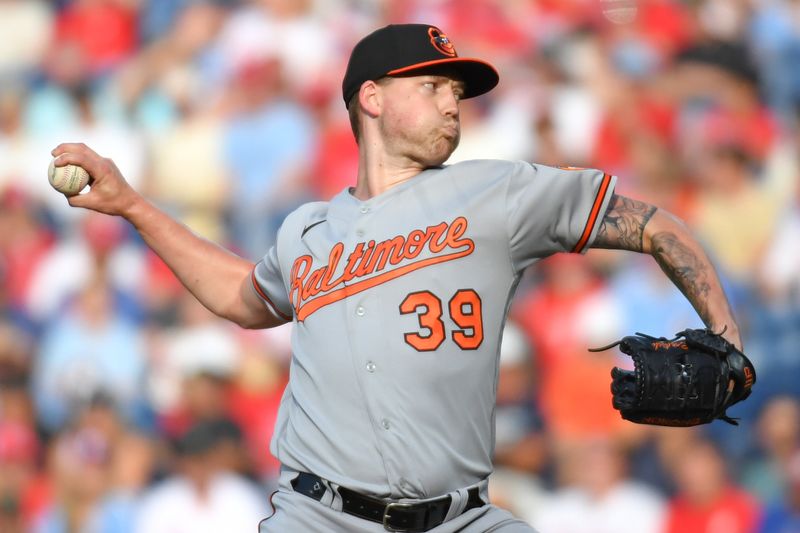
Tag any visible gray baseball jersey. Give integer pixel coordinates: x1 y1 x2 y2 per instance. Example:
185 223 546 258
252 159 615 499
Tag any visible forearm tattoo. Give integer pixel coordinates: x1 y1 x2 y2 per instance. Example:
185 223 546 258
650 231 713 324
594 194 657 251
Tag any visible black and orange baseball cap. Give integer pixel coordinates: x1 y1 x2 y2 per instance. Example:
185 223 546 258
342 24 499 107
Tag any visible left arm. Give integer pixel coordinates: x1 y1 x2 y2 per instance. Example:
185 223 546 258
592 194 741 349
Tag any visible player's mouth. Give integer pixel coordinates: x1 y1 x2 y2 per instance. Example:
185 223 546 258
441 124 459 139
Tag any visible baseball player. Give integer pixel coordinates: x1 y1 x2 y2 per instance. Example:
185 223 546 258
52 23 742 533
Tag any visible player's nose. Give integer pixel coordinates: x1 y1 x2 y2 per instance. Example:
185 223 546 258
439 87 460 118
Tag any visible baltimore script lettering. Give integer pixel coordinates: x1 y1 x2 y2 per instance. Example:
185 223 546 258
289 217 475 321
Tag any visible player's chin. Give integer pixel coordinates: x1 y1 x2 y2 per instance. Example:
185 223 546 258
425 136 459 165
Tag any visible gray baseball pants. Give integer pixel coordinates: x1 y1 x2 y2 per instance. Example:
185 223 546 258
259 467 537 532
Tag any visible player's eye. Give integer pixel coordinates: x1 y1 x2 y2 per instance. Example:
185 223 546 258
422 81 436 91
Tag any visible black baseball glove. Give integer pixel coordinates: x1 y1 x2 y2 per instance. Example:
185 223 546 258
590 328 756 427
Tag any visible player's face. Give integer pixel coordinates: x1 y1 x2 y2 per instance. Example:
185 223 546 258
377 73 465 166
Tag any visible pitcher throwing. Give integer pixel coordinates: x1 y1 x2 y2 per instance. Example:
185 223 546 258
51 23 750 533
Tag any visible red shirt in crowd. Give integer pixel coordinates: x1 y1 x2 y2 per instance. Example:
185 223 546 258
664 487 761 533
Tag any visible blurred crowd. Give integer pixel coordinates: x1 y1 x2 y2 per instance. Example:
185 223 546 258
1 0 800 532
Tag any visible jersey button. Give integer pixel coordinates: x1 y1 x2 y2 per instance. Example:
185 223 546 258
359 206 369 214
356 306 365 316
365 361 376 373
380 419 390 430
356 229 365 238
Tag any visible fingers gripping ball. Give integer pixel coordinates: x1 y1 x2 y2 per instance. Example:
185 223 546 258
591 328 756 427
48 157 90 196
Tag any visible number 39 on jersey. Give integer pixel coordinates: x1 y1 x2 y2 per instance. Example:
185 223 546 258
399 289 483 351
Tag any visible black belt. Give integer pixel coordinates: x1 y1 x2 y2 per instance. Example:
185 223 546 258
291 472 485 532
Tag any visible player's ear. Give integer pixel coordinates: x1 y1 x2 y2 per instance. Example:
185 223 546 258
359 80 381 118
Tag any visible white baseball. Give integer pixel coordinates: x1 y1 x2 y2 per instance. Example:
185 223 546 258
48 157 90 196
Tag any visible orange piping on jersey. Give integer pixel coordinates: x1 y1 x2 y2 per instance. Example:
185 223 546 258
571 173 612 253
251 268 293 322
290 217 474 322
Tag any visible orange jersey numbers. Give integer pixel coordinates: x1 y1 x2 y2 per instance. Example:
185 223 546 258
400 289 484 352
449 289 483 349
399 291 445 351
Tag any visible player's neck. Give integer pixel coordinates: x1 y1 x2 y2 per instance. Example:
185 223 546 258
352 143 426 200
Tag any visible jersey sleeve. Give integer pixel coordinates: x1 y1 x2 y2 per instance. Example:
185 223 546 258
506 162 616 271
251 245 293 323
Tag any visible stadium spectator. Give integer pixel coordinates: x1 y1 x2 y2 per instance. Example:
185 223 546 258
663 436 761 533
741 396 800 506
489 320 549 524
31 275 148 433
134 419 267 533
221 50 317 257
512 254 625 444
536 437 666 533
757 449 800 533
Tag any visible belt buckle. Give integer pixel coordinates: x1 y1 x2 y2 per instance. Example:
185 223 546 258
382 501 417 532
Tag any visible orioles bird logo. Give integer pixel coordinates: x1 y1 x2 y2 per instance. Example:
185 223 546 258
428 27 456 57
